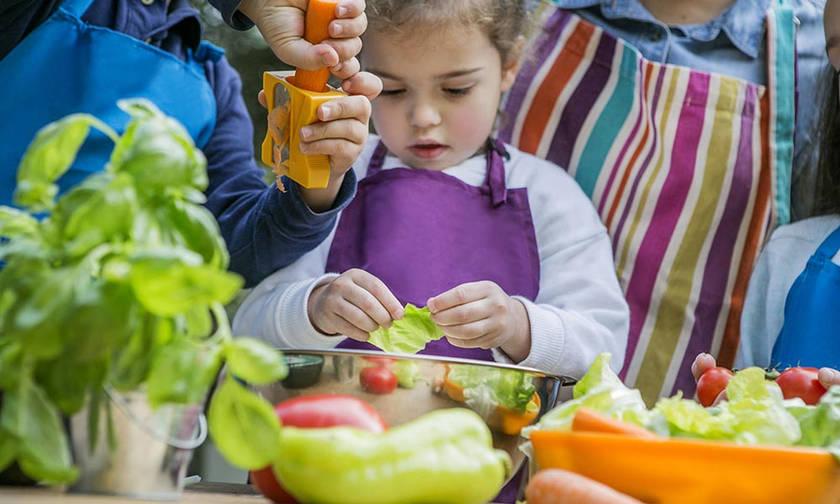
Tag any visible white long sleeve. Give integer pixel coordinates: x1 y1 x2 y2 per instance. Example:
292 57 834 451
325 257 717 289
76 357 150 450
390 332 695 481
233 137 629 378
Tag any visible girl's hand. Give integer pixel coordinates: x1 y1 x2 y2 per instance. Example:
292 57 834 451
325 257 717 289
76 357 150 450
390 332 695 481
819 368 840 389
297 94 372 211
427 281 531 362
307 269 404 342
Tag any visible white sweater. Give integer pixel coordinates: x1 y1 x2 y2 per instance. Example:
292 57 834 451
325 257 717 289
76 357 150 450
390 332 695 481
736 214 840 369
233 137 629 378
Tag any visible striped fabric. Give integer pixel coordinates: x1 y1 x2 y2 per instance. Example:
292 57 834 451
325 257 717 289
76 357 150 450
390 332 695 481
500 6 794 402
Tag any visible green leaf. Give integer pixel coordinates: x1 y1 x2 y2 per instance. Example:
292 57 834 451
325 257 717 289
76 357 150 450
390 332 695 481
787 386 840 459
14 114 115 212
225 338 287 385
110 314 158 390
447 364 536 412
0 207 39 239
35 356 106 415
159 200 229 269
394 360 420 389
0 427 19 474
129 255 243 316
61 174 138 257
366 304 444 354
1 378 78 484
207 377 281 469
146 340 223 407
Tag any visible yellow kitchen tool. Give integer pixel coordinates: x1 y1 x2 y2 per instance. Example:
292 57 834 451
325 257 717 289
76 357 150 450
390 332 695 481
261 0 345 190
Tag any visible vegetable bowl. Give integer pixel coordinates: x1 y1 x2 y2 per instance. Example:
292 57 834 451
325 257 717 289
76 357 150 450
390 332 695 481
254 348 573 484
530 430 840 504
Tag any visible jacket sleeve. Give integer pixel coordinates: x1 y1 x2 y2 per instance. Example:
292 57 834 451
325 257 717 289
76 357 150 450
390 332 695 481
0 0 63 60
201 54 356 288
206 0 254 30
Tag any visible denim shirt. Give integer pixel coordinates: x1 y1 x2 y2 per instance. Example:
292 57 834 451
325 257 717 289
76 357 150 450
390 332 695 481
553 0 828 220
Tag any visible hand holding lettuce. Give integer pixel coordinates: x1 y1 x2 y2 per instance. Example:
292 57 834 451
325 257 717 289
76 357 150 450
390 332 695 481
527 354 840 459
366 303 444 354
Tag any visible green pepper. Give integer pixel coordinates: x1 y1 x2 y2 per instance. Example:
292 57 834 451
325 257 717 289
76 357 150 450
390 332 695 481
272 408 512 504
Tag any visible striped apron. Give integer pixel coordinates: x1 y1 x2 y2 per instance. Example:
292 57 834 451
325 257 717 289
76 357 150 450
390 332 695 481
500 5 795 402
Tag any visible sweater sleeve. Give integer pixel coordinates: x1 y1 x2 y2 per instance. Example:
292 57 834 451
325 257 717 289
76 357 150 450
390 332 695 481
201 55 356 288
736 245 778 370
206 0 254 30
505 152 629 379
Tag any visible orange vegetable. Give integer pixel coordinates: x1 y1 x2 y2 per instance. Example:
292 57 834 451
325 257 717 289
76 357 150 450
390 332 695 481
525 469 645 504
571 408 657 439
293 0 339 92
440 365 540 435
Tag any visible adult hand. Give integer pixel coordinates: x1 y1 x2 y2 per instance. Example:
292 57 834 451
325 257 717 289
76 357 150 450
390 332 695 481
238 0 381 98
307 269 404 342
427 281 531 362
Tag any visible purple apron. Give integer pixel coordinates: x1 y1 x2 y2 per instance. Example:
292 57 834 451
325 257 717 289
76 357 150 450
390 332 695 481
326 139 541 361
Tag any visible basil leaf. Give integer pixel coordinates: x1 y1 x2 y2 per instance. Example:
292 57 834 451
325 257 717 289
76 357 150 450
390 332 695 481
15 114 115 212
207 378 280 469
1 378 78 484
146 340 223 408
0 207 38 239
225 338 288 385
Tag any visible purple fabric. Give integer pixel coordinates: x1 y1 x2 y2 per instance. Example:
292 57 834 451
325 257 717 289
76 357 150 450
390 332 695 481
326 140 540 361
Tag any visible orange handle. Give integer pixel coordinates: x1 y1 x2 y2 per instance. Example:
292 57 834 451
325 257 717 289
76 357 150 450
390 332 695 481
294 0 340 92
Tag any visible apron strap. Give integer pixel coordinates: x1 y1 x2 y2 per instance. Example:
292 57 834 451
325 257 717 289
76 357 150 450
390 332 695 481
60 0 98 18
815 224 840 259
484 138 510 207
766 1 796 226
365 140 389 178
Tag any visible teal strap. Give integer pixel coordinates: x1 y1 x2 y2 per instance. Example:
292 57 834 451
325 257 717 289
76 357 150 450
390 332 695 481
768 4 796 225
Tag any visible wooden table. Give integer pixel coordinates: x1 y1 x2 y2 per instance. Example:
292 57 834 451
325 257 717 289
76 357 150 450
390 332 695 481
0 482 267 503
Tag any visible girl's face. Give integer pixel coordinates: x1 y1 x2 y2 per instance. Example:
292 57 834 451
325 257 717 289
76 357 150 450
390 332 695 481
827 0 840 70
362 23 520 170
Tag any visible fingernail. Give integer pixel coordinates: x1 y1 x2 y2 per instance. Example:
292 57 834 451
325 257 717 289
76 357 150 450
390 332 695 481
331 23 343 36
300 127 312 140
823 368 840 379
320 105 334 120
337 4 349 16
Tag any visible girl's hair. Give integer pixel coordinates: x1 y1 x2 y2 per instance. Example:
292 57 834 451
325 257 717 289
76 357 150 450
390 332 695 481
814 66 840 216
364 0 531 61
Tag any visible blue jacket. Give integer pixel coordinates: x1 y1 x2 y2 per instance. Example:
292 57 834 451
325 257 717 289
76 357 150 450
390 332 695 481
0 0 357 288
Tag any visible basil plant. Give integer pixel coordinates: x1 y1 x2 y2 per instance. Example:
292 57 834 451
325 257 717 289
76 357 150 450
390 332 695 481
0 100 287 484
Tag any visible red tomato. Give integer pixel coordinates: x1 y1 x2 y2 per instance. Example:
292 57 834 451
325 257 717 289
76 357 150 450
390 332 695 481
776 367 827 405
249 395 388 503
696 367 734 407
360 365 398 394
363 356 396 366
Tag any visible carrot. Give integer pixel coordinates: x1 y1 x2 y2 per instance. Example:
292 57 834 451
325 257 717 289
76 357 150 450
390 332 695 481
293 0 340 92
525 469 645 504
571 407 657 438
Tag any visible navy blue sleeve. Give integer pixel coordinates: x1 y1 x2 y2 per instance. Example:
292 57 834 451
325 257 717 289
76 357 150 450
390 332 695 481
201 54 357 288
207 0 254 30
0 0 63 60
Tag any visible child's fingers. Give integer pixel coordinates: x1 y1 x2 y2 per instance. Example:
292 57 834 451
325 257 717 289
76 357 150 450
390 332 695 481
328 312 371 342
349 270 404 320
340 71 383 100
690 353 717 382
321 37 363 65
300 118 368 147
332 299 380 334
819 367 840 388
318 95 371 123
427 282 490 313
431 298 492 327
342 284 397 330
330 57 361 81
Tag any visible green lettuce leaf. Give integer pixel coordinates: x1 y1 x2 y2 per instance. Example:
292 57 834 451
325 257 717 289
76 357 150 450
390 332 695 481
366 304 443 354
447 364 537 412
787 385 840 459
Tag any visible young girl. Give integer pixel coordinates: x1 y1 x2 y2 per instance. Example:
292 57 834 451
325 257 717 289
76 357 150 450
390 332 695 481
692 0 840 390
233 0 629 380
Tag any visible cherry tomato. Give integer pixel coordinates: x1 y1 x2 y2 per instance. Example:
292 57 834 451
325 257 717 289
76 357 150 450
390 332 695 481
249 395 388 503
360 365 398 394
696 367 734 407
776 367 827 405
363 356 396 366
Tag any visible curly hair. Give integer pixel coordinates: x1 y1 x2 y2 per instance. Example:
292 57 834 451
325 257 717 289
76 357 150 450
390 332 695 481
363 0 532 62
